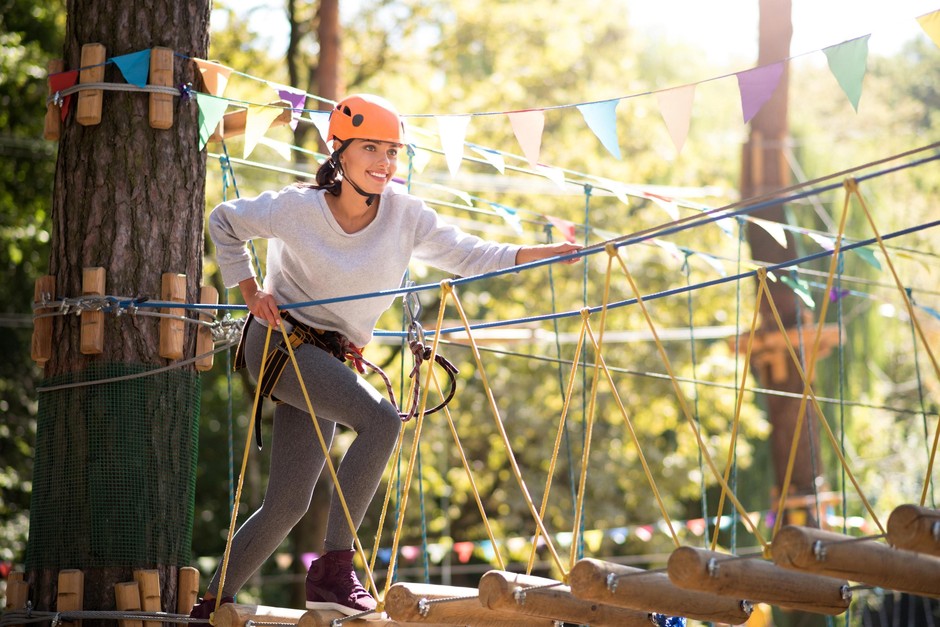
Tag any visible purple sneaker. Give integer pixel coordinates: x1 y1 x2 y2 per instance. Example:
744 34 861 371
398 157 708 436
189 596 234 623
305 550 376 616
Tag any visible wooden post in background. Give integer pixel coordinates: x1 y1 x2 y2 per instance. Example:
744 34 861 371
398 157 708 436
44 59 65 140
57 570 84 627
4 571 29 627
80 267 106 354
32 276 56 365
114 581 143 627
133 570 161 627
195 285 218 371
159 273 186 360
76 43 105 126
149 47 174 129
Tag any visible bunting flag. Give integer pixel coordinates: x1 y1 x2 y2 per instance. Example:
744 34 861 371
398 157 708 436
576 99 621 159
112 50 151 88
436 115 471 177
736 61 785 123
507 109 545 169
470 145 505 173
257 136 293 160
695 251 728 277
823 35 870 111
195 92 228 150
307 110 331 146
850 245 881 270
244 104 288 159
806 231 835 251
780 274 815 308
653 238 684 262
750 217 789 248
917 9 940 49
193 59 232 97
49 69 79 122
535 164 566 190
656 84 696 155
272 83 307 130
644 191 680 221
489 202 524 235
547 215 577 243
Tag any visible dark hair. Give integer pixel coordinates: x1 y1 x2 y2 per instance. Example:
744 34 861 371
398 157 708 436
296 146 346 195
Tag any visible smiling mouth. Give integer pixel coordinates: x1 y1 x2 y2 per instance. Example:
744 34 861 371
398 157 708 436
366 170 388 181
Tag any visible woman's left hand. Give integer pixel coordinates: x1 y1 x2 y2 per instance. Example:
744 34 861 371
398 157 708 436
515 241 583 265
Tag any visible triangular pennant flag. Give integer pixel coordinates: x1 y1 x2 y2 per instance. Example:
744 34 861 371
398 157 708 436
917 10 940 49
736 61 785 123
576 99 621 159
112 50 151 88
195 92 228 150
489 202 524 235
644 191 680 221
470 145 505 173
435 115 471 177
272 83 307 130
918 304 940 322
583 529 604 553
807 232 835 251
653 238 684 263
408 146 432 174
781 274 815 308
547 215 577 243
307 110 331 146
850 245 881 271
257 136 293 160
49 69 79 122
750 217 789 248
696 252 727 277
193 58 232 97
244 104 286 158
507 109 545 169
823 35 870 111
535 164 566 190
656 84 696 155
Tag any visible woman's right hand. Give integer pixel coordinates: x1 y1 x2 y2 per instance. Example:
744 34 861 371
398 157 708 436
239 278 281 327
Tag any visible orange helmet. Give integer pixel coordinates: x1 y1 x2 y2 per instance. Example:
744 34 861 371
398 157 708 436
327 94 404 145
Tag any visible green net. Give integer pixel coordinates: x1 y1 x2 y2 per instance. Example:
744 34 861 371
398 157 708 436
26 363 200 570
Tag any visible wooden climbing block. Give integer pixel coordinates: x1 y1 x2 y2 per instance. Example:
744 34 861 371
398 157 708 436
4 571 28 627
57 569 84 627
478 569 654 627
195 285 218 371
76 43 105 126
80 267 105 354
569 557 752 624
31 275 55 364
298 608 443 626
159 273 186 360
384 582 554 626
213 603 306 627
44 59 64 140
887 503 940 558
176 567 200 627
667 546 850 615
114 581 143 627
133 570 161 627
149 47 174 129
772 524 940 599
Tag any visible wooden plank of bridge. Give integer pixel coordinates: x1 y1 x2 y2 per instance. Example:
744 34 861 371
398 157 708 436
213 603 306 627
298 608 448 627
384 582 555 626
887 504 940 558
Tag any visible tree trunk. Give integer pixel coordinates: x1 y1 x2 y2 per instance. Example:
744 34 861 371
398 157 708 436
741 0 823 516
27 1 210 623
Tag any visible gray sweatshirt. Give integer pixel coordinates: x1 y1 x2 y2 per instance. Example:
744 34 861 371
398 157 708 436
209 184 521 346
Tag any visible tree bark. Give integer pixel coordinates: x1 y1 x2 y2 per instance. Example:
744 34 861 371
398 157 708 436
742 0 823 512
28 1 210 622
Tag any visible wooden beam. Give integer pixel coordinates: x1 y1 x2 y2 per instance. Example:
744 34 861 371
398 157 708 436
298 608 445 627
667 546 850 615
478 569 654 627
569 557 752 624
213 603 306 627
887 504 940 558
384 582 554 626
57 570 84 627
772 524 940 599
177 567 200 627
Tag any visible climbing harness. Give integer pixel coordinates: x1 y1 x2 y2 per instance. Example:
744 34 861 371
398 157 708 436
233 305 458 449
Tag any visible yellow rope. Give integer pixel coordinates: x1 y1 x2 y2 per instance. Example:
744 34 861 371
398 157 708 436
611 247 770 552
446 281 569 576
368 424 408 582
757 267 884 538
710 277 766 552
527 313 588 575
923 415 940 507
212 322 275 624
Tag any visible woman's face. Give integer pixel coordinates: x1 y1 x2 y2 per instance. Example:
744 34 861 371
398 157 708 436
340 139 401 193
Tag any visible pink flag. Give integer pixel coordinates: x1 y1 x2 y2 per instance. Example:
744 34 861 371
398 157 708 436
193 59 232 97
507 109 545 169
656 84 696 155
547 215 577 243
736 62 785 123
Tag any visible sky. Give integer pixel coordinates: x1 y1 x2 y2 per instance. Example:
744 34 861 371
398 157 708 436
222 0 940 66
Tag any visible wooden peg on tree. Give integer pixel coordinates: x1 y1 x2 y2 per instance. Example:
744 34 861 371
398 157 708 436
76 43 106 126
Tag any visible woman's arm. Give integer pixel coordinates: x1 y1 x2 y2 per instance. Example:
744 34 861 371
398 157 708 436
239 277 282 327
514 241 583 265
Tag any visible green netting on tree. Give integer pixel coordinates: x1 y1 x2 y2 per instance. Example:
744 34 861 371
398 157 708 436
26 363 200 570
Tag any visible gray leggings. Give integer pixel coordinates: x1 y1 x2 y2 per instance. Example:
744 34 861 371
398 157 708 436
207 319 402 597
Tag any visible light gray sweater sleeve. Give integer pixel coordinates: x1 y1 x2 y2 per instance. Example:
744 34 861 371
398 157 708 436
208 191 277 288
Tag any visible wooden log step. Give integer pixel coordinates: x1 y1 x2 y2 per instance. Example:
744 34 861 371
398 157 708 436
569 557 752 625
478 569 654 627
887 504 940 558
667 546 851 615
384 582 555 626
772 524 940 599
298 608 447 626
213 603 307 627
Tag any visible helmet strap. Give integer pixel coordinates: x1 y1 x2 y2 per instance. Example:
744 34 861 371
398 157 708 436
331 140 379 207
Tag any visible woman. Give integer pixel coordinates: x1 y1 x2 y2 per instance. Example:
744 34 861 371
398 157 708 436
191 94 581 619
